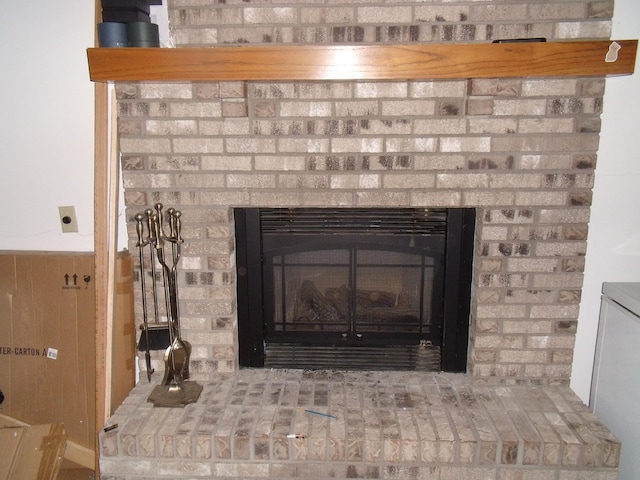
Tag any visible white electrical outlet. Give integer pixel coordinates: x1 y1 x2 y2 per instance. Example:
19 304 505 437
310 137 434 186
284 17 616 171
58 206 79 233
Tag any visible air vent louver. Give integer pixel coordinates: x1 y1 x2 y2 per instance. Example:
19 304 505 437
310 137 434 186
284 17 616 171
260 208 447 235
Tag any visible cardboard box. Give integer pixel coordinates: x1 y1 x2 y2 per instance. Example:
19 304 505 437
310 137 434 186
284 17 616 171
0 252 95 449
111 252 136 414
0 252 135 461
0 422 66 480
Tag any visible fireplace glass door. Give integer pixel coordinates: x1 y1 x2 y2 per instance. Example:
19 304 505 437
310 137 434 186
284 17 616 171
269 244 439 339
235 208 474 372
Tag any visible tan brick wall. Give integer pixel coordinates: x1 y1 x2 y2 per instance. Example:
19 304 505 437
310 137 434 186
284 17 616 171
118 0 613 385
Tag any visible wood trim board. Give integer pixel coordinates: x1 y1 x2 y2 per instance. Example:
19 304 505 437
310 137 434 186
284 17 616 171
88 40 637 82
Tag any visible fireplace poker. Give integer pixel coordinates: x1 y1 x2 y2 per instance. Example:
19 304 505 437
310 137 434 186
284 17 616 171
154 204 176 346
167 208 184 335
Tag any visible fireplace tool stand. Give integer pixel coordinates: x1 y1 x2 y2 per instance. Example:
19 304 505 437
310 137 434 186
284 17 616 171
135 203 202 407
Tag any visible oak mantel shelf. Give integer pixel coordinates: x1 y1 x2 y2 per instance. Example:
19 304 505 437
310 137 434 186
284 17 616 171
87 40 637 82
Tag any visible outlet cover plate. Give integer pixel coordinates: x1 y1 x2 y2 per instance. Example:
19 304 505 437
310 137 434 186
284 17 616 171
59 206 79 233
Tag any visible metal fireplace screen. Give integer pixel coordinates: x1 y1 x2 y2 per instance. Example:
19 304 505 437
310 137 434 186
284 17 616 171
235 208 474 372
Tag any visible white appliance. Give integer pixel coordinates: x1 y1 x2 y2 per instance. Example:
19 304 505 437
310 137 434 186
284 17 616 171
590 282 640 479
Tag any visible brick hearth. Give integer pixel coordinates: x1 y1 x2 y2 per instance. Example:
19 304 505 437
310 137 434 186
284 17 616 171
100 370 619 479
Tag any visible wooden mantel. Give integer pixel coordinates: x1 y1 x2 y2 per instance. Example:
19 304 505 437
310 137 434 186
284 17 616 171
87 40 637 82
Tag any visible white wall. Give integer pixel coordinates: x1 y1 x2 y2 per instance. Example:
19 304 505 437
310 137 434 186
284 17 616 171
571 0 640 402
0 1 95 251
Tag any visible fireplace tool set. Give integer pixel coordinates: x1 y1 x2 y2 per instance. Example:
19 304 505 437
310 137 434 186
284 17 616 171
135 203 202 407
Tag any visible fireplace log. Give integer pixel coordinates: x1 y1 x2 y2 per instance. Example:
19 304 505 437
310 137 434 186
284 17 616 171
294 280 342 325
325 285 349 318
356 289 397 308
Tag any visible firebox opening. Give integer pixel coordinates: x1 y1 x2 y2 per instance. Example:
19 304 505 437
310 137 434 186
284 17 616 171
235 208 475 373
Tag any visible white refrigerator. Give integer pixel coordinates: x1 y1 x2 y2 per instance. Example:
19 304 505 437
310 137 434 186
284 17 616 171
590 282 640 479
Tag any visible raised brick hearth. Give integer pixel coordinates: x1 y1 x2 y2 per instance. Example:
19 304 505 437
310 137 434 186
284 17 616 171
102 0 622 478
101 371 619 479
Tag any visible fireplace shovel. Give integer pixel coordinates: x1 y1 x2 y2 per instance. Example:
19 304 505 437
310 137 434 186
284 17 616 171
159 259 192 388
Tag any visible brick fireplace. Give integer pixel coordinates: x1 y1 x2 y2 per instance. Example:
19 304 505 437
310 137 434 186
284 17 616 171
100 0 623 478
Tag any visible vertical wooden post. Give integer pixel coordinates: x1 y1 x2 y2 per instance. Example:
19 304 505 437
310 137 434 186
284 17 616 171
93 84 108 477
93 0 108 476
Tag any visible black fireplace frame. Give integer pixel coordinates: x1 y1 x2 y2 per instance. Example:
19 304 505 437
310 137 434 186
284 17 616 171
235 207 475 372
